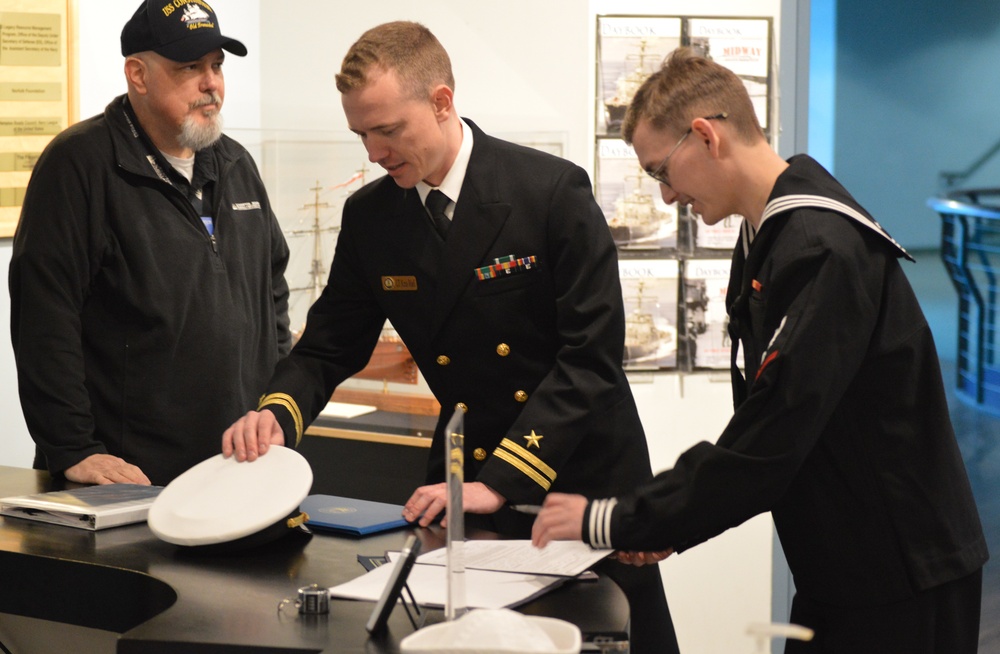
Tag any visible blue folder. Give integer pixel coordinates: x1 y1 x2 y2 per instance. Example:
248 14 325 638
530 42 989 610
299 495 410 536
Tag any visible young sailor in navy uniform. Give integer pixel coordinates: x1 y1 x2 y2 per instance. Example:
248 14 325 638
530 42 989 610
533 48 988 653
222 22 678 654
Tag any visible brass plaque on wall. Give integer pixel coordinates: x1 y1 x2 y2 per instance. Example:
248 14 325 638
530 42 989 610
0 0 76 238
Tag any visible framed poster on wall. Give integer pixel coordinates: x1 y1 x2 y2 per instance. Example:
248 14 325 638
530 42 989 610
596 138 678 251
681 258 732 370
685 17 771 131
0 0 76 238
596 16 682 139
619 258 679 371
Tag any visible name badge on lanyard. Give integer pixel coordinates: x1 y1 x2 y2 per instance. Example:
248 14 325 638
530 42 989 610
192 186 214 236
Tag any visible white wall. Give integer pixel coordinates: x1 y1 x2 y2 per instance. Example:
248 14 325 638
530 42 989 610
0 256 27 467
0 1 794 651
257 0 594 165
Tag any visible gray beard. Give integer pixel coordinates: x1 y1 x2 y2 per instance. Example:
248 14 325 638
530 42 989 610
179 112 223 152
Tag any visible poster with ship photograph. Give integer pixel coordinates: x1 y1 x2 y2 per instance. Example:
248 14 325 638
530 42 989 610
596 16 682 138
619 259 679 370
685 17 771 130
597 138 679 251
682 258 733 370
691 211 743 252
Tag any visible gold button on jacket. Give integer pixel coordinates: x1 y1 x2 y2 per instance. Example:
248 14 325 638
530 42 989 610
436 355 451 366
473 448 487 461
496 343 510 357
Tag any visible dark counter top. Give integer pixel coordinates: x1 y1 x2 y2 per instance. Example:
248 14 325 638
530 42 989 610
0 466 628 653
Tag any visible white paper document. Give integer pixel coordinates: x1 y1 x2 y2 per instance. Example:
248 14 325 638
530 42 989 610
329 552 565 609
417 540 610 577
328 541 610 609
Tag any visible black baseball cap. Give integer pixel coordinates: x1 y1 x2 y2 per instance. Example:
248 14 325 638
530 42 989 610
121 0 247 62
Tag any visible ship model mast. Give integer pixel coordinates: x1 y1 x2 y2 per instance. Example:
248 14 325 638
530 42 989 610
286 167 367 305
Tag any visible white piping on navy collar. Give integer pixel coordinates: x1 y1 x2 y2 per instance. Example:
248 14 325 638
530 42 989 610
741 217 754 257
752 194 912 261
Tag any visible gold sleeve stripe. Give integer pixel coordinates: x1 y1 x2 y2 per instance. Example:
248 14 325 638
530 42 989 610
500 438 557 481
493 448 551 491
257 393 303 446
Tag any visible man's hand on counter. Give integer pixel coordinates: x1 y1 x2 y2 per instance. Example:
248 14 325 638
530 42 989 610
65 453 151 485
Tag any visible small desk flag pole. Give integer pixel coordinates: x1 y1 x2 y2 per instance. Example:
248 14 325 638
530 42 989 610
444 406 467 620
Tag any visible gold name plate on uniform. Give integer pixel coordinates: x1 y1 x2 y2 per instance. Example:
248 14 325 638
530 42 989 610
381 276 418 291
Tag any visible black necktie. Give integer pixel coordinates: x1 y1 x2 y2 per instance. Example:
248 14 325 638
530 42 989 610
425 189 451 240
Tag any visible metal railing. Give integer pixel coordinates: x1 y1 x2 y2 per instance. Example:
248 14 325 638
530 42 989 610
929 190 1000 412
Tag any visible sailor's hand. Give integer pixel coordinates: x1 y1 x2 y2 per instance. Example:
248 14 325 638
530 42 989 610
64 454 151 485
222 410 285 462
531 493 588 547
613 549 674 566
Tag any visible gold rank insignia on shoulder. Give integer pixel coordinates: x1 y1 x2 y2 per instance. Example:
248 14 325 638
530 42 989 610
381 276 418 291
474 254 538 281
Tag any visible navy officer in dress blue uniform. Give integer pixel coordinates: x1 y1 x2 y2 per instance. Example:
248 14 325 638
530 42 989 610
222 21 678 654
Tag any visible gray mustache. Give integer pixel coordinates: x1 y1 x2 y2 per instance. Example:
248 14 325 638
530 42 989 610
191 93 222 109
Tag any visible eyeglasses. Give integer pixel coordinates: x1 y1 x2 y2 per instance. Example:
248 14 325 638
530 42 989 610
645 113 728 188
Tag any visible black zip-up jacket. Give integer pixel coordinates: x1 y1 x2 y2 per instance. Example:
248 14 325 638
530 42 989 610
9 95 291 485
